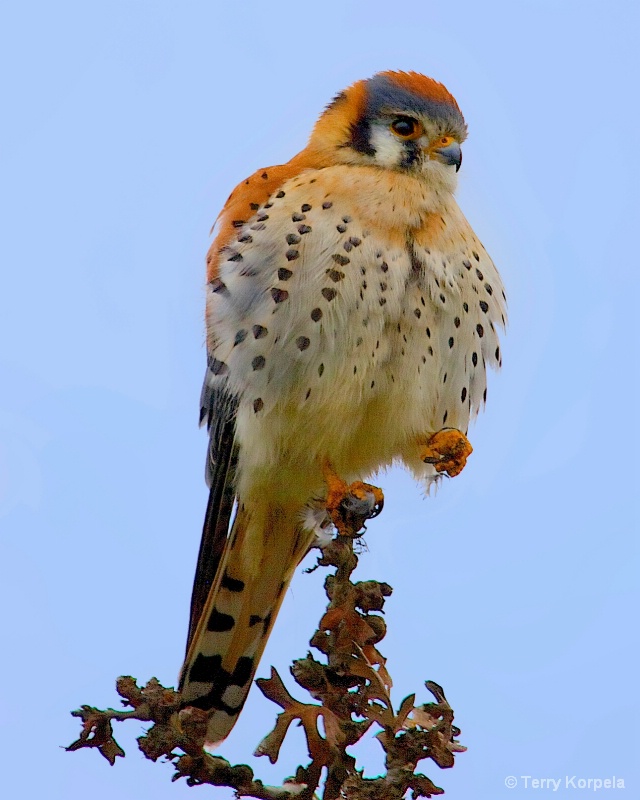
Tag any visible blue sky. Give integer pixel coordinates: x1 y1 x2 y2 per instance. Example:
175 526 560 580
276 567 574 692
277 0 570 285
1 1 638 798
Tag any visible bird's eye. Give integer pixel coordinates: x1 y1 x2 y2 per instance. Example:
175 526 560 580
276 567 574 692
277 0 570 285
390 117 422 140
437 135 455 147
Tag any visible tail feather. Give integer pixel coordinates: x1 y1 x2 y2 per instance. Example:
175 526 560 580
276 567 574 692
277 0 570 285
180 501 313 745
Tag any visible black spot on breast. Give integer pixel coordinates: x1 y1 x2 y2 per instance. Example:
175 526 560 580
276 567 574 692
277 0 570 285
380 282 387 291
379 297 387 306
234 330 247 346
250 222 266 231
298 224 312 234
322 201 333 209
252 324 267 338
476 268 484 280
257 213 269 222
271 288 289 303
207 608 235 632
301 203 312 212
253 398 264 412
318 363 325 376
461 387 467 403
414 309 421 318
426 327 431 338
210 278 228 294
476 324 484 338
249 614 263 626
311 307 323 321
252 355 266 370
292 212 305 222
479 300 489 313
327 269 345 282
349 237 362 247
463 259 472 270
228 251 243 262
286 249 300 261
238 234 253 243
472 352 478 367
210 357 228 376
463 302 469 313
286 233 301 245
448 337 454 348
332 253 350 266
232 220 245 228
322 288 337 301
440 294 446 303
381 262 389 272
485 283 493 295
250 202 260 210
443 410 448 424
336 223 347 233
276 190 285 198
296 336 310 351
278 268 293 280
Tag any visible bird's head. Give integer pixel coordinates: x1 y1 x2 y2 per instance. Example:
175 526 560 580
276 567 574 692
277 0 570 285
310 71 467 192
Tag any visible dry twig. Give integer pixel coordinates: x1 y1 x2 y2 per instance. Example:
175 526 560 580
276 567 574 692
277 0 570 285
68 488 465 798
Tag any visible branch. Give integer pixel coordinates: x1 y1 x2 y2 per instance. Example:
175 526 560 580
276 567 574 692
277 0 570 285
67 485 465 798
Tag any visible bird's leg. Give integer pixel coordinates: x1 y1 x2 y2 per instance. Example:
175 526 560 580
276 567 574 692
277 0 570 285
322 459 384 537
418 428 473 477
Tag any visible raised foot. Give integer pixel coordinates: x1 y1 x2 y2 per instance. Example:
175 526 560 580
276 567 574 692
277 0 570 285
323 461 384 537
419 428 473 478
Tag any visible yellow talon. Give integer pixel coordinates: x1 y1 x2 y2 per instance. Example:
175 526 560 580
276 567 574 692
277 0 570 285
419 428 473 477
322 460 384 536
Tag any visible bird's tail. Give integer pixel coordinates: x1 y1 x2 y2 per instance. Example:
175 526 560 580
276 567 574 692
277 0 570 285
179 501 311 746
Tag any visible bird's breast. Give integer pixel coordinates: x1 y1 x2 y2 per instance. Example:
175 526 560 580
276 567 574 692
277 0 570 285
205 165 505 493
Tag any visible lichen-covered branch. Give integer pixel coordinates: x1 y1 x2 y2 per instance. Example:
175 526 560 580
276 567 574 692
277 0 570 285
68 489 465 798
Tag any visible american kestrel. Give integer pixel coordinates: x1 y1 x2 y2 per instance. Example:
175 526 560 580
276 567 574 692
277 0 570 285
179 71 506 745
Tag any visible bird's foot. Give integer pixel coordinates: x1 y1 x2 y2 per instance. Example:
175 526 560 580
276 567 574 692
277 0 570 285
322 460 384 537
419 428 473 477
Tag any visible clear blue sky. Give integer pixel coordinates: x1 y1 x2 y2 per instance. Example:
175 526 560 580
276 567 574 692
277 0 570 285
1 2 638 798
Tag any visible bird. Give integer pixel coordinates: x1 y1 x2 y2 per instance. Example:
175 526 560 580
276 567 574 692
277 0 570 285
179 70 506 746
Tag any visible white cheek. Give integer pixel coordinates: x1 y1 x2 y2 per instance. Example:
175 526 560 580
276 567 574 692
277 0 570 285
369 127 404 168
422 160 459 194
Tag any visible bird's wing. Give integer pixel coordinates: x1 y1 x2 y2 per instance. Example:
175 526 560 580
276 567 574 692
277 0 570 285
183 376 238 658
183 157 317 659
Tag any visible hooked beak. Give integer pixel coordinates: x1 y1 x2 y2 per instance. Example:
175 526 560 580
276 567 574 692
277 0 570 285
430 141 462 172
